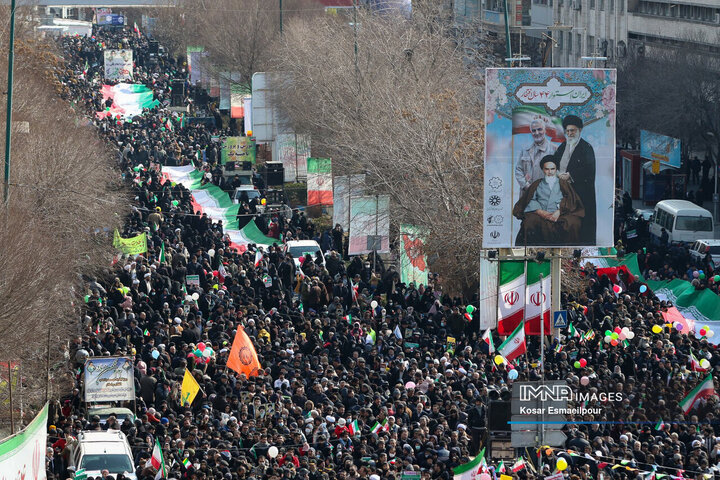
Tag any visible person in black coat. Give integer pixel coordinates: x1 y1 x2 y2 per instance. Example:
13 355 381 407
554 115 597 245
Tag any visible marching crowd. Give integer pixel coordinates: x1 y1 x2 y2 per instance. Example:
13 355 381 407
42 26 720 480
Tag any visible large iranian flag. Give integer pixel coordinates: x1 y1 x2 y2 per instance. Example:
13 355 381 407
96 83 159 119
307 158 333 206
497 321 527 362
525 261 551 335
512 106 565 143
679 374 715 414
497 261 525 335
226 222 279 253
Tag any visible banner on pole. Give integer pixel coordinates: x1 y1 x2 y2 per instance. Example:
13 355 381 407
349 195 390 255
103 49 133 81
307 158 333 206
400 224 428 286
332 175 365 230
84 357 135 402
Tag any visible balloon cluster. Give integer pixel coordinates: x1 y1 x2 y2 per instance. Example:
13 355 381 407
464 305 475 321
573 358 588 368
189 342 215 364
698 324 715 338
693 270 707 280
603 326 634 346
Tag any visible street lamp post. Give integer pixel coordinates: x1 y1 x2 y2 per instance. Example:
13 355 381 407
707 132 719 223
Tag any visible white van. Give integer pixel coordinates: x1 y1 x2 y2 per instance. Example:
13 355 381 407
689 239 720 267
648 200 714 244
283 240 325 268
71 430 137 480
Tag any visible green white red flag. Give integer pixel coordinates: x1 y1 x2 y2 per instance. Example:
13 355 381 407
482 329 495 353
453 448 485 480
497 321 526 362
307 158 333 206
497 261 550 335
96 83 159 119
679 374 715 414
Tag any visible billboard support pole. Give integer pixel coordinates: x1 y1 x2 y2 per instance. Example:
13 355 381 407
551 250 561 338
8 362 14 434
502 0 512 67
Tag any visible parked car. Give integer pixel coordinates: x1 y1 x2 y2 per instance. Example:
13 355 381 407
70 430 137 480
648 200 714 244
689 239 720 268
283 240 325 268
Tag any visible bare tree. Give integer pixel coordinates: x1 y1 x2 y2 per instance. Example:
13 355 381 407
270 6 487 294
0 13 127 416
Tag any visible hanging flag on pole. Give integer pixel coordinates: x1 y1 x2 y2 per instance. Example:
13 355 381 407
497 321 526 362
482 329 495 353
146 438 167 479
226 326 261 377
453 448 486 480
497 261 525 335
180 369 200 406
307 158 333 206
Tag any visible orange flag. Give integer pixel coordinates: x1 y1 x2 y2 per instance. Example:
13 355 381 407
227 326 261 377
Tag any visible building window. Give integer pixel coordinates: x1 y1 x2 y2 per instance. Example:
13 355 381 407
590 0 595 8
609 0 614 12
576 33 582 54
567 32 572 53
599 0 604 11
588 35 595 52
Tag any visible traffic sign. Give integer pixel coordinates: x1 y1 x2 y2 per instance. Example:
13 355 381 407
553 310 568 328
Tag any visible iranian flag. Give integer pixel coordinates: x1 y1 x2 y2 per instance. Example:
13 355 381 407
96 83 159 119
497 261 525 335
679 374 715 414
482 329 495 353
225 223 279 254
370 419 388 434
453 448 486 480
525 261 551 335
254 249 263 267
512 106 565 143
307 158 333 206
146 438 167 479
689 352 708 372
348 419 360 435
497 321 526 362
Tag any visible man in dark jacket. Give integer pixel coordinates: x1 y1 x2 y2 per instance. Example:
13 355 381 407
554 115 597 245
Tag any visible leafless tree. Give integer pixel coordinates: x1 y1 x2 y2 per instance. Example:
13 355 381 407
0 13 126 419
270 5 487 294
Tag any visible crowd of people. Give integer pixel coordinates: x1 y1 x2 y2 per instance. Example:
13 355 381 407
41 25 720 480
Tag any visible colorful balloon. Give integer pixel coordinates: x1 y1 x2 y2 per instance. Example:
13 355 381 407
580 376 590 386
574 361 581 368
613 285 622 294
557 458 568 471
639 285 647 293
494 355 504 365
466 305 475 314
652 325 663 334
579 358 587 368
197 342 206 351
508 369 519 380
611 339 619 346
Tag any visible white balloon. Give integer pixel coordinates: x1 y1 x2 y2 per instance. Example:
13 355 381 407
192 292 200 301
268 446 279 458
370 300 378 309
626 331 635 339
208 249 216 257
185 295 193 302
707 330 715 338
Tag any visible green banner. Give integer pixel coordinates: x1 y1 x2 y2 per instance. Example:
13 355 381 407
221 136 256 165
113 230 147 255
400 224 429 286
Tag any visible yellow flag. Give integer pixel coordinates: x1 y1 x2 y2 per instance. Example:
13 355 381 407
180 369 200 406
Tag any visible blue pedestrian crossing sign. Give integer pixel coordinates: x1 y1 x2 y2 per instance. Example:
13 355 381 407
553 310 568 328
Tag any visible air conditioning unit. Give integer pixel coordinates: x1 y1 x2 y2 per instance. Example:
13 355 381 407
572 0 582 10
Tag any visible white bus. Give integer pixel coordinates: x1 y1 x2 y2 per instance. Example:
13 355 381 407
648 200 714 244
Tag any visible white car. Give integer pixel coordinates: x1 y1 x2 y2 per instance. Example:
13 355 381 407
71 430 137 480
283 240 325 268
689 239 720 268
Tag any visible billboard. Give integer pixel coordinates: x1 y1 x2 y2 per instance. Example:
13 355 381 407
103 49 133 81
483 68 616 248
640 130 681 168
400 224 428 286
96 14 125 26
349 195 390 255
221 137 256 165
84 356 135 402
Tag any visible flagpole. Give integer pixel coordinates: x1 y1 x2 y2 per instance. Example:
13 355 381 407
539 272 545 471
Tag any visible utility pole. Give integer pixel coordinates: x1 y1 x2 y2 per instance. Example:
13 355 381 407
4 0 17 204
502 0 512 67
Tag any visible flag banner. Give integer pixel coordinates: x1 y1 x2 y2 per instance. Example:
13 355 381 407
147 438 167 479
227 326 262 377
181 369 200 406
221 136 256 165
186 46 205 85
307 158 333 206
497 261 525 335
679 374 715 414
0 403 48 480
482 68 616 248
648 278 720 341
243 96 253 136
525 261 551 335
400 224 429 286
332 175 365 230
219 71 231 110
348 195 391 256
161 165 275 251
113 230 147 255
84 357 135 402
230 80 249 119
210 73 220 97
479 256 499 330
96 84 159 119
277 133 312 182
497 321 527 361
103 49 133 81
583 251 645 284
